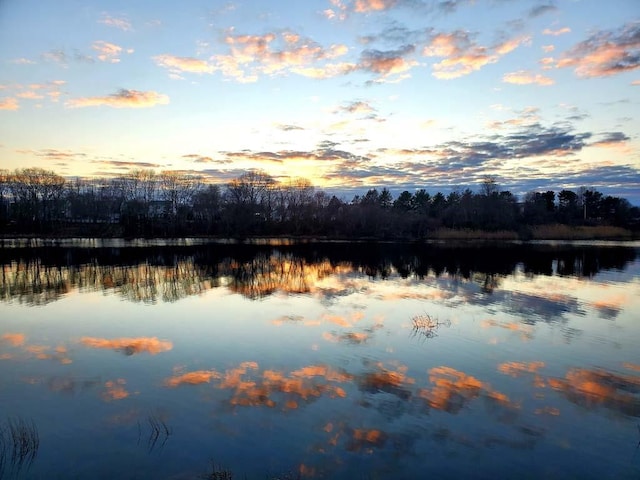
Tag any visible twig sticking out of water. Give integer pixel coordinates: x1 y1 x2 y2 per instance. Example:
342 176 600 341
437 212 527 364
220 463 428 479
410 314 451 342
137 411 172 453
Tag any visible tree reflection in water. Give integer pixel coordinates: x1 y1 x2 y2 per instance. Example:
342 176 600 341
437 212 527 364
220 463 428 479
0 242 636 305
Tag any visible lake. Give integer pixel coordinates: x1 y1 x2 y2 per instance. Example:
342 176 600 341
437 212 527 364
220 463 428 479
1 239 639 479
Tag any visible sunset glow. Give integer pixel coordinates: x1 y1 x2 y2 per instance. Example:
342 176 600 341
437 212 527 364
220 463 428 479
0 1 638 201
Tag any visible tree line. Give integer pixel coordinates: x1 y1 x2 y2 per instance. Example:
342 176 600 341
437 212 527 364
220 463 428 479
0 167 638 238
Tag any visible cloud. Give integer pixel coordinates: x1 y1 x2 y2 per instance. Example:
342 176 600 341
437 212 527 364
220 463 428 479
589 131 630 148
154 54 214 75
336 100 376 114
424 31 529 79
93 41 131 63
92 160 162 169
354 0 399 12
542 27 571 36
99 13 132 31
16 148 87 160
67 89 169 108
42 49 68 65
528 4 558 18
276 124 305 131
16 91 45 100
356 44 417 76
503 70 554 86
323 0 348 21
557 22 640 77
181 153 225 164
210 30 351 81
0 97 19 110
11 58 35 65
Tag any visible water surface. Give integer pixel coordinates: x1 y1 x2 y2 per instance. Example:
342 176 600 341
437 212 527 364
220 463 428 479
1 241 639 479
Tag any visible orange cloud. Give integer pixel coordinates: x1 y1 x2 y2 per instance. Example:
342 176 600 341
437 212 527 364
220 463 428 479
0 97 19 110
211 30 350 82
99 13 132 31
154 54 214 74
557 23 640 77
80 336 173 355
1 332 26 346
92 41 130 63
67 89 169 108
354 0 397 12
543 27 571 36
424 32 528 79
503 70 554 86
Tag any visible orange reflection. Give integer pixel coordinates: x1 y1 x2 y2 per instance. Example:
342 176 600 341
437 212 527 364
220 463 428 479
347 428 387 452
357 362 414 399
298 464 316 477
321 311 365 328
80 336 173 355
164 370 221 387
480 319 533 341
102 379 129 401
548 368 640 416
420 366 514 413
534 406 560 416
0 335 72 364
498 361 545 377
591 293 628 314
623 363 640 372
227 256 340 299
1 332 26 346
164 362 352 410
322 331 370 344
290 365 353 383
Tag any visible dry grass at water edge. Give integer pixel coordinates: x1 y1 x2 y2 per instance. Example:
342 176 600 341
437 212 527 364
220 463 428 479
529 224 633 240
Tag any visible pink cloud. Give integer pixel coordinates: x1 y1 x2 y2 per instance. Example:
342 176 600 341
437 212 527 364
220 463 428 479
99 13 132 31
0 97 19 110
67 89 169 109
503 70 554 86
557 23 640 77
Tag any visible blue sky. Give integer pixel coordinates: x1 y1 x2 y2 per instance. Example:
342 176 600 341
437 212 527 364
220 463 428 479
1 0 639 202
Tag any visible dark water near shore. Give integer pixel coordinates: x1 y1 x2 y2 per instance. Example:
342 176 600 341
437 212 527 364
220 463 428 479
1 240 639 479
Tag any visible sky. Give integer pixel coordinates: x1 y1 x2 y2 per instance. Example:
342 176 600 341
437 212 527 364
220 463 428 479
0 0 639 203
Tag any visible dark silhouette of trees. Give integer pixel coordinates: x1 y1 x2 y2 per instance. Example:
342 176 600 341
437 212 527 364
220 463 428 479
0 166 638 239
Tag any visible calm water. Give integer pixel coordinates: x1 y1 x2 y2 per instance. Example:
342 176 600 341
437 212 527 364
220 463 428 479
1 240 639 479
